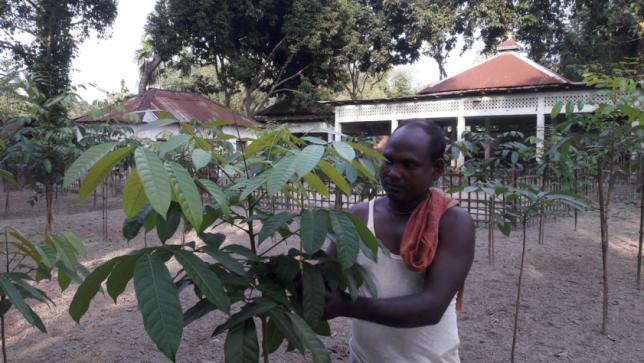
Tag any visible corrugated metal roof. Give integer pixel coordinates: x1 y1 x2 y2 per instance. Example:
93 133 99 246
418 52 571 95
77 89 260 128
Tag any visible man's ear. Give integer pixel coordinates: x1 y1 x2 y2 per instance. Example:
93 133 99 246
432 158 445 180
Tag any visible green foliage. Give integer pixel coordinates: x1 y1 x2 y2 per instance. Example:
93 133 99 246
65 121 386 361
1 227 86 333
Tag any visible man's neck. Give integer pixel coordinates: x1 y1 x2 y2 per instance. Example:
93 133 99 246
385 193 429 216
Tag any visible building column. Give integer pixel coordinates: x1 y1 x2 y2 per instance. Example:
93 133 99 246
334 120 342 141
536 96 545 161
391 119 399 134
457 99 466 167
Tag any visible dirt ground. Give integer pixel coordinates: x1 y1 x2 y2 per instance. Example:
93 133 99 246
0 189 643 362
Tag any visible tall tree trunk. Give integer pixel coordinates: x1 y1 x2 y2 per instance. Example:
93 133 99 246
511 217 528 362
597 166 609 335
45 183 54 236
138 55 162 94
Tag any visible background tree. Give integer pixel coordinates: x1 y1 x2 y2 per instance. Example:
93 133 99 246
553 66 643 334
0 0 117 98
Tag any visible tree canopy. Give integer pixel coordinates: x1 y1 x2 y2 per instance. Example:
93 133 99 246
0 0 118 97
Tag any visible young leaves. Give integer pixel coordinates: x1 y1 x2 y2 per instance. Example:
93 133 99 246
0 275 46 332
64 142 118 187
122 170 147 219
295 145 325 176
302 264 325 326
258 212 293 244
79 146 134 201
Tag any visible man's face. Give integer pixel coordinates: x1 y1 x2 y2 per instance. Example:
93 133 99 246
379 125 443 204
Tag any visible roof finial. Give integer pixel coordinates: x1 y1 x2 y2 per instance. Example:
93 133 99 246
497 37 524 52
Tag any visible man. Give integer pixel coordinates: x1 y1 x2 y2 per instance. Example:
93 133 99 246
324 121 475 362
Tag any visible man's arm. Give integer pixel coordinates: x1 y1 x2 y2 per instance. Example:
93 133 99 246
324 206 475 328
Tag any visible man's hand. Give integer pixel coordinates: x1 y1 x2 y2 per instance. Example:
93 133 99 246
323 288 351 320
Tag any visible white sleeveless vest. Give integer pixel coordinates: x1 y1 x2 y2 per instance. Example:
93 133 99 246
348 199 461 363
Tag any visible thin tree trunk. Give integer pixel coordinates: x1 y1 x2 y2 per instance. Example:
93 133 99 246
597 166 609 335
538 174 546 245
1 307 6 363
574 171 578 232
261 316 269 363
102 182 108 241
511 217 528 362
488 197 495 266
638 177 643 290
45 183 54 236
3 192 8 217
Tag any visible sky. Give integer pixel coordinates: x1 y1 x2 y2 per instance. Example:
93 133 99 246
71 0 485 102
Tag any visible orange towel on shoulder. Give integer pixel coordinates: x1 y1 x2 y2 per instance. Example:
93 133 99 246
399 188 464 311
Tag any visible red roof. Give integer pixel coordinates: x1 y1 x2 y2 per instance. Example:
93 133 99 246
418 52 571 95
77 89 260 128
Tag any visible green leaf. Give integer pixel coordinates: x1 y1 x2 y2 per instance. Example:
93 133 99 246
122 170 148 219
300 210 328 254
0 169 16 186
258 212 293 244
183 299 216 327
166 162 203 230
106 255 138 303
69 257 123 323
8 228 40 264
0 275 46 332
159 134 190 157
135 147 172 218
192 149 212 170
137 118 178 133
288 313 331 363
329 210 359 269
266 309 304 354
267 156 297 195
302 264 325 326
303 172 329 197
199 232 226 248
156 203 182 243
333 141 355 161
266 318 285 353
49 235 79 272
550 101 563 119
133 255 183 362
295 145 325 177
317 160 350 195
123 204 152 241
347 141 386 160
173 250 230 313
353 264 377 298
0 299 11 316
221 245 259 262
212 299 276 336
203 247 248 277
224 319 259 363
34 244 56 268
346 213 378 260
198 179 231 218
64 142 118 187
61 232 86 257
80 146 134 201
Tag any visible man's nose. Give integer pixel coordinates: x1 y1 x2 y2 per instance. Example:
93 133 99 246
387 164 402 179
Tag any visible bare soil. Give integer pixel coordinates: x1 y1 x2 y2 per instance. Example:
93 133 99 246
1 189 642 362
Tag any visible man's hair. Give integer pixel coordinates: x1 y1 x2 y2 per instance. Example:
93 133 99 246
395 120 446 162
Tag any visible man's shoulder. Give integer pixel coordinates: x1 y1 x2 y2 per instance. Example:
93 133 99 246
347 200 372 222
439 206 475 242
